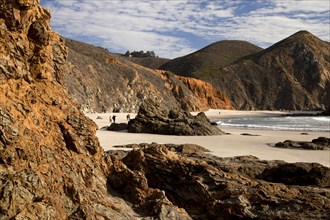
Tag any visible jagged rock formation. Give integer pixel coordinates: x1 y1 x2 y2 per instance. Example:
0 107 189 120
107 143 330 219
63 38 231 113
161 31 330 110
0 1 187 219
128 98 225 135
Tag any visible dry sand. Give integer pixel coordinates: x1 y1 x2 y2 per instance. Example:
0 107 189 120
85 110 330 167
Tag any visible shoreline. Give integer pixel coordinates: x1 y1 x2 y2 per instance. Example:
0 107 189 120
85 110 330 167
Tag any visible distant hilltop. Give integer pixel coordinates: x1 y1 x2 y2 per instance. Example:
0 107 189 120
124 50 156 58
160 31 330 111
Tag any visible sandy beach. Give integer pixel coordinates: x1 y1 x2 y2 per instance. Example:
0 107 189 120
86 110 330 167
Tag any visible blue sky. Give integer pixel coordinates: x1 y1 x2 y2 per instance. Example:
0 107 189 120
41 0 330 58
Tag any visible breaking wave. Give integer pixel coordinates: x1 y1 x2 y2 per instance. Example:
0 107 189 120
216 116 330 131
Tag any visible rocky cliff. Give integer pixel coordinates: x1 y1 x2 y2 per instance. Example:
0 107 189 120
161 31 330 110
63 38 231 112
0 0 141 218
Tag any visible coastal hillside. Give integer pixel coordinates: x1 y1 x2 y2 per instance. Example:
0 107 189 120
160 40 263 77
161 31 330 110
63 38 231 112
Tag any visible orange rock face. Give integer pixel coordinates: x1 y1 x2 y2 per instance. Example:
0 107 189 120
153 70 232 111
177 75 232 110
0 1 137 218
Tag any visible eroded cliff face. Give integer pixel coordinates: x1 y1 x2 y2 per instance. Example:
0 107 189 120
63 38 232 113
177 75 232 110
0 1 137 218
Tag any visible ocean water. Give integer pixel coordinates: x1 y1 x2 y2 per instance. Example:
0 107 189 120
216 116 330 131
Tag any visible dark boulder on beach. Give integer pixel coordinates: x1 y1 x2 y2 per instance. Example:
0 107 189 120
275 137 329 150
127 98 224 135
106 123 128 131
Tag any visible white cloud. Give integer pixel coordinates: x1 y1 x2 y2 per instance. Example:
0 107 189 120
41 0 330 58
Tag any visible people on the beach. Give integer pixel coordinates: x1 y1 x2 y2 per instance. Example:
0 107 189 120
109 115 112 123
126 114 130 121
112 115 116 123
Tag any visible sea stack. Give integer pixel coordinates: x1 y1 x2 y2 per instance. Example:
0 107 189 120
128 98 224 135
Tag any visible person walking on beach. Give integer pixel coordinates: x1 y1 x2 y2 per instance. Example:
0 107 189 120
112 115 116 123
109 115 112 123
126 114 130 121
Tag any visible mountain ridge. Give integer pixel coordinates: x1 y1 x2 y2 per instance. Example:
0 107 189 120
161 30 330 110
160 40 263 78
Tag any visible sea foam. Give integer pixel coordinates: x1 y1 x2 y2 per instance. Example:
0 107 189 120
217 116 330 131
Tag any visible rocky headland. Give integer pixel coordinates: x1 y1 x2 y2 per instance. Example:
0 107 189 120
1 1 329 219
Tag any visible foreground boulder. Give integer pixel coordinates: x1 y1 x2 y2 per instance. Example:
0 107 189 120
107 143 330 220
128 99 224 135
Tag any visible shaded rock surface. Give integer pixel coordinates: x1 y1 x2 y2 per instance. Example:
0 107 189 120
105 123 128 131
113 143 210 154
128 99 224 135
275 137 329 150
106 143 330 220
260 162 330 187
